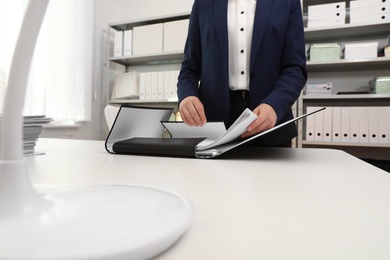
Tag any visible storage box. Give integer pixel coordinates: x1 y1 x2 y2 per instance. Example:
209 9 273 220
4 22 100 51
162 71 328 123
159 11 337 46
369 76 390 94
163 19 189 53
307 1 346 28
305 83 333 95
112 72 140 99
350 0 390 9
350 14 390 24
133 23 163 55
385 46 390 57
344 42 378 60
350 4 390 24
308 43 341 61
308 9 345 21
308 2 345 14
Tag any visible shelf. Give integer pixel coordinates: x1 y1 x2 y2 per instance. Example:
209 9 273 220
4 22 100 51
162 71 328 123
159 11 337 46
304 21 390 42
302 141 390 148
110 12 190 31
109 99 178 105
110 52 184 66
300 95 390 108
301 94 390 100
307 57 390 72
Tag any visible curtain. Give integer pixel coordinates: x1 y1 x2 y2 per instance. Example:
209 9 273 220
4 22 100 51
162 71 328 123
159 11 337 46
0 0 94 122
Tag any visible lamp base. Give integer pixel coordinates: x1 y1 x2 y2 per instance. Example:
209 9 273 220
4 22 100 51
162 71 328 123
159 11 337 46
0 184 193 259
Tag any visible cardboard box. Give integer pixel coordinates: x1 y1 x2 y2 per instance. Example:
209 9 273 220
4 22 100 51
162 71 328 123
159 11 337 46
133 23 163 55
163 19 189 53
369 76 390 94
308 43 341 61
344 42 378 60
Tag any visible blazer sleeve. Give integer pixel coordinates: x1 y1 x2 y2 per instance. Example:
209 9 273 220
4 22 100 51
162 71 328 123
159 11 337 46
177 0 202 104
261 0 307 123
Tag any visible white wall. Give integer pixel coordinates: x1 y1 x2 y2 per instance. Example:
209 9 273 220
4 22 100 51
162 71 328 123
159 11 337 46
42 0 194 140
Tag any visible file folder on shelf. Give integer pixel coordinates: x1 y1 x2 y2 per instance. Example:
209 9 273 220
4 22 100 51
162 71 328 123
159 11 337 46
105 106 325 159
323 106 333 142
314 106 324 142
350 107 360 143
359 107 369 143
378 107 389 144
369 107 380 143
305 106 316 141
341 107 351 143
332 107 342 143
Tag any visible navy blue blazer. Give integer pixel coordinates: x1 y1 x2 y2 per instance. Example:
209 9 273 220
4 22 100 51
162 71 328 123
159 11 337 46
177 0 307 144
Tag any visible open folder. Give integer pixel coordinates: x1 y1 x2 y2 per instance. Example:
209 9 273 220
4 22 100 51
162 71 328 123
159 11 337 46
105 105 325 159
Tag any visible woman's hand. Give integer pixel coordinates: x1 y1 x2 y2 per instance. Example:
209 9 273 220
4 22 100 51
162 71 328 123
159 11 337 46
241 103 277 138
179 96 207 126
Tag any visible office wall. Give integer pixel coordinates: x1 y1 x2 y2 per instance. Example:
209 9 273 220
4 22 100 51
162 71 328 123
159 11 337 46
41 0 194 140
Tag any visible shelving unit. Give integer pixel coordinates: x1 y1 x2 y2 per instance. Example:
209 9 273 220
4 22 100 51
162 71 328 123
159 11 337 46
107 12 190 109
298 1 390 160
298 94 390 161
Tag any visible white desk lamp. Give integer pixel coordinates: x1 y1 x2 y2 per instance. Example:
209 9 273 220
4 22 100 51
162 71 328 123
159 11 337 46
0 1 193 259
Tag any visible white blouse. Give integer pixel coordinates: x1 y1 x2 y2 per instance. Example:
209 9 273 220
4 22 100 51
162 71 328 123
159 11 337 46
227 0 257 91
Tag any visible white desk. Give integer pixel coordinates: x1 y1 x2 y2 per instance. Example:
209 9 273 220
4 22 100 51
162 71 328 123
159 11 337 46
28 138 390 260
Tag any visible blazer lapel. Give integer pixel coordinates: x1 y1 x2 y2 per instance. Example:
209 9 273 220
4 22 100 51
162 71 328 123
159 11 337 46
213 0 229 65
250 0 273 68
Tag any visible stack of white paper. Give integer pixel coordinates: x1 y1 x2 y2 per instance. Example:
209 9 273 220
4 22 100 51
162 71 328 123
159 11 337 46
0 115 52 157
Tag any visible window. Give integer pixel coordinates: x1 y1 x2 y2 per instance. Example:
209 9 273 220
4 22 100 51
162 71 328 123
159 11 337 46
0 0 94 122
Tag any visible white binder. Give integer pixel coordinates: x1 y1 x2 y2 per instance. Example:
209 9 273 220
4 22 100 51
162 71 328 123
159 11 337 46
139 73 146 100
341 107 351 142
151 72 158 100
145 72 152 100
157 72 164 100
314 106 324 142
168 70 179 101
350 107 360 143
305 106 316 141
378 107 389 144
163 71 171 100
359 107 369 143
369 107 379 143
323 106 333 142
123 30 133 56
114 30 123 57
332 106 342 142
